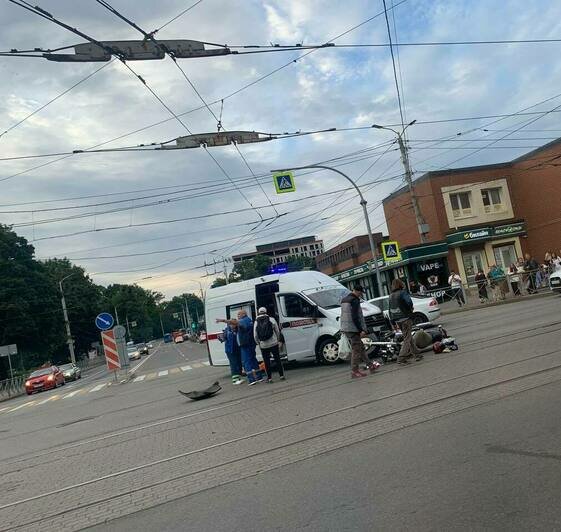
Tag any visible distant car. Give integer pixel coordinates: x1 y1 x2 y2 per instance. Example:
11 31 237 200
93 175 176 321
163 333 172 343
137 343 149 355
59 363 81 381
550 270 561 293
369 294 441 324
25 366 65 395
174 335 184 344
147 342 154 349
127 345 141 360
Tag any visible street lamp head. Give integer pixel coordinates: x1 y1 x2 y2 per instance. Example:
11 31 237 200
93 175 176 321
408 119 417 126
371 124 384 129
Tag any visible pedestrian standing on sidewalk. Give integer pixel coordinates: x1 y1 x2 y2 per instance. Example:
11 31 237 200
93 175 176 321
524 253 539 294
217 322 244 385
340 285 378 379
509 263 521 296
254 307 285 383
389 278 422 365
475 269 488 302
448 270 465 306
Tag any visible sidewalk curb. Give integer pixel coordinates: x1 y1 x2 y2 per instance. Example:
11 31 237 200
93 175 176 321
443 290 557 315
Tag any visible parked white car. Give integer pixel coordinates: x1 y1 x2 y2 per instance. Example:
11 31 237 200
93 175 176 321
368 294 441 324
550 271 561 293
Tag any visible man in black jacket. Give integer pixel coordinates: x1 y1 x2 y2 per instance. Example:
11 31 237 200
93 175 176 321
389 278 422 365
340 285 378 379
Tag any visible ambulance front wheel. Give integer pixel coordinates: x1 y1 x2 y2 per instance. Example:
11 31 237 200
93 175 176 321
317 337 340 364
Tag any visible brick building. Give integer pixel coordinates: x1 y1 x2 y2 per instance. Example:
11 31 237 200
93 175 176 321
382 138 561 289
315 233 386 299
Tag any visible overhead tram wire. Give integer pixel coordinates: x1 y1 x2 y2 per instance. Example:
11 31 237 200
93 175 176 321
382 0 406 131
150 0 205 35
8 0 265 223
0 59 116 140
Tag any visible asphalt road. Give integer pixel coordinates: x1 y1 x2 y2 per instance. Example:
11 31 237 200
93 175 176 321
0 294 560 531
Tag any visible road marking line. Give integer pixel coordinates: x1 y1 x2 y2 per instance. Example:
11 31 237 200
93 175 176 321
203 361 210 366
0 406 10 413
89 384 106 393
158 370 169 377
180 365 192 371
133 375 146 382
36 395 58 405
193 363 203 368
63 390 82 399
146 373 157 380
50 394 61 402
170 367 181 375
7 401 36 412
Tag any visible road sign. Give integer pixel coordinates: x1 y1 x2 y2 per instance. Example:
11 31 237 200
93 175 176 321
95 312 114 331
131 321 137 328
0 344 17 357
101 329 121 371
382 241 402 263
113 325 127 340
273 171 296 194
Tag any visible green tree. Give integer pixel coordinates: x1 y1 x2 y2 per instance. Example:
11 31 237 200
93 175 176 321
0 225 68 375
105 284 163 343
285 255 317 272
231 255 272 281
42 258 105 363
210 277 227 288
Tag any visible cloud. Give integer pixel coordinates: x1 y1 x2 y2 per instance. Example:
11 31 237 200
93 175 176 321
1 0 561 297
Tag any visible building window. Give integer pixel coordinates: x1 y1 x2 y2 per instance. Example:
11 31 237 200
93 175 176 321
481 188 503 213
449 191 472 218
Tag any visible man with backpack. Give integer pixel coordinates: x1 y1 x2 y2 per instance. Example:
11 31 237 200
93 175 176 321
254 307 285 383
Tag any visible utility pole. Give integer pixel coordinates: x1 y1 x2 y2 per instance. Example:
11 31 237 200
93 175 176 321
126 315 131 340
223 258 229 284
59 274 76 364
159 314 165 337
373 121 428 244
271 164 384 297
114 306 120 325
184 297 192 329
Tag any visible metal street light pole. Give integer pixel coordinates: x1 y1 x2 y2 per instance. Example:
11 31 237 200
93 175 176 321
270 164 384 297
59 273 76 364
372 121 428 244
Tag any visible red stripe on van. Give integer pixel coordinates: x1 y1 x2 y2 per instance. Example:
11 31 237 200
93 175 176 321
207 333 220 341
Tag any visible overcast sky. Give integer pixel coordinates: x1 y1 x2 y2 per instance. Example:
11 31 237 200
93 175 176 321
2 0 561 298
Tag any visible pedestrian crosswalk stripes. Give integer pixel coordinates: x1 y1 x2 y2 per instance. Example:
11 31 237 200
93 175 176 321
0 360 216 417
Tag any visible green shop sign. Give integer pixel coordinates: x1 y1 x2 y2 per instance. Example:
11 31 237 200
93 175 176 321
447 222 526 246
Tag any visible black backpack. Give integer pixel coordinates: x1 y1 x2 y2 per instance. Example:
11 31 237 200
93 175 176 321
256 316 274 341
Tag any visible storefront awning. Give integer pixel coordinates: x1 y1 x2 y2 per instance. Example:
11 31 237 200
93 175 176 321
446 221 526 247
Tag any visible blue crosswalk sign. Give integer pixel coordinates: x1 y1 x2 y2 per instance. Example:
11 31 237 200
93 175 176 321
273 171 296 194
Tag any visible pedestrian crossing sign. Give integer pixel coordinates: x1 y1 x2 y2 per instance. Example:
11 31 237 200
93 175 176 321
382 240 401 263
273 171 296 194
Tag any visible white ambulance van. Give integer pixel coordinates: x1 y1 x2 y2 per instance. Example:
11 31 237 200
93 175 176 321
205 271 386 365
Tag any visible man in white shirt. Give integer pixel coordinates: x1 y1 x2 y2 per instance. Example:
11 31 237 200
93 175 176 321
448 270 465 306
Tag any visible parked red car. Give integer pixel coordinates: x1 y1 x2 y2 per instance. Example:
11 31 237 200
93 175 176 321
25 366 65 395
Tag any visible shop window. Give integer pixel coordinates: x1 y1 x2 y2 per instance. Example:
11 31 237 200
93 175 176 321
450 192 472 218
493 244 517 270
481 188 504 213
461 251 484 285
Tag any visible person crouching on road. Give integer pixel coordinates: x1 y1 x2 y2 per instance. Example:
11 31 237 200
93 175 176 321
217 321 243 385
389 278 422 365
254 307 285 383
236 310 264 386
340 284 378 379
